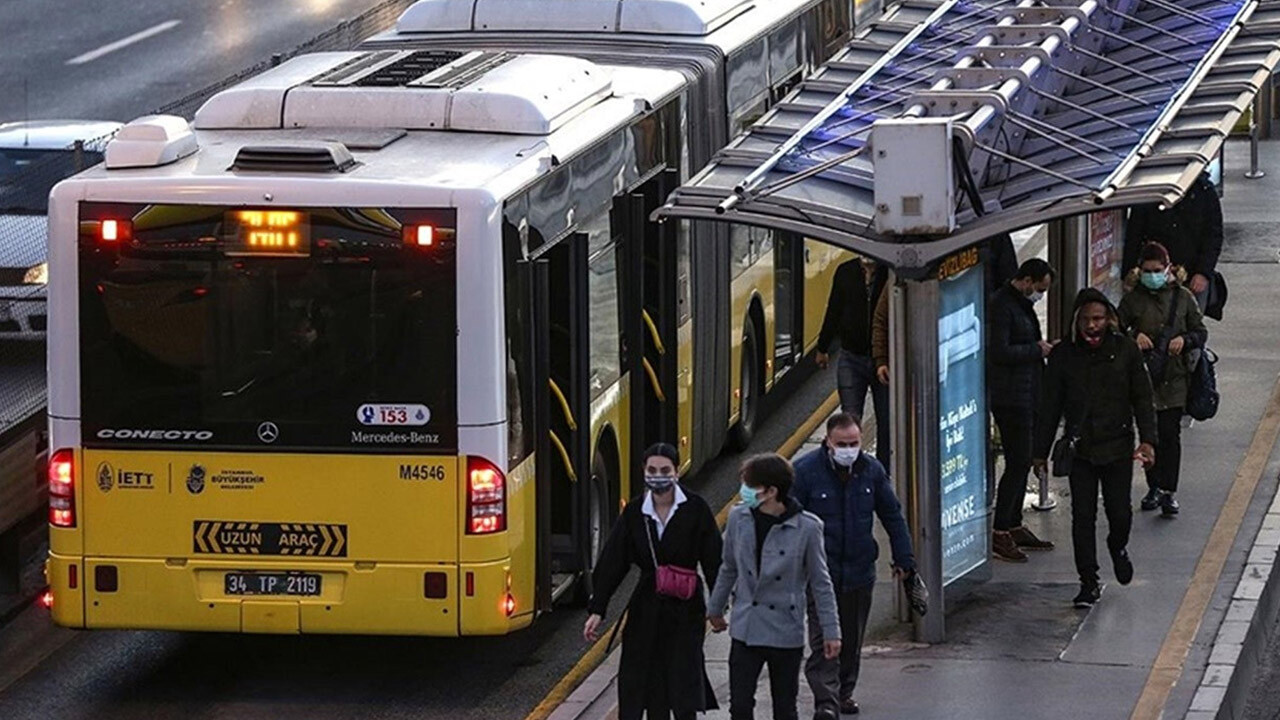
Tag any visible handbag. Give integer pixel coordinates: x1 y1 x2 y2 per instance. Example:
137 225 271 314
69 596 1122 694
1144 289 1183 387
645 518 698 601
1051 384 1092 478
1186 347 1220 421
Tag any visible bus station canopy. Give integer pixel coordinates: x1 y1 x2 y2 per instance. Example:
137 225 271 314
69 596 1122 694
656 0 1280 272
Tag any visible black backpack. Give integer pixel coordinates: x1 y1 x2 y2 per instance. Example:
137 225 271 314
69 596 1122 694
1186 347 1220 421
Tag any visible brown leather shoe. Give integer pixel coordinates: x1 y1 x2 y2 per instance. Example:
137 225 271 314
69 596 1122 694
1010 525 1055 550
992 531 1028 562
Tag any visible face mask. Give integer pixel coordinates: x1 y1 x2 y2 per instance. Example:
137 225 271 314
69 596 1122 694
832 446 861 468
645 476 675 494
1140 271 1168 290
739 483 762 509
1028 290 1045 304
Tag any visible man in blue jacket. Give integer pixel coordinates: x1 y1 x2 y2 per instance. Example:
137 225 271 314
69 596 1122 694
793 412 915 718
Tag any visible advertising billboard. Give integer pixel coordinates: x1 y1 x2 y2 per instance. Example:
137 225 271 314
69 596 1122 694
1089 209 1125 305
937 260 988 586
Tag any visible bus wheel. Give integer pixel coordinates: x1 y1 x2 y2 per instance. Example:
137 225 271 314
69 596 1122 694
730 320 761 450
577 451 614 604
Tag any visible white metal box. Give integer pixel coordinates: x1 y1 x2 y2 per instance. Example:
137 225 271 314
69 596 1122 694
871 117 956 236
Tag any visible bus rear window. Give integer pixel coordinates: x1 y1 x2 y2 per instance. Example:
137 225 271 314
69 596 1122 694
76 203 458 452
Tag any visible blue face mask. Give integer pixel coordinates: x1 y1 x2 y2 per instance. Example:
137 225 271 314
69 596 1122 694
739 483 762 509
1140 271 1168 290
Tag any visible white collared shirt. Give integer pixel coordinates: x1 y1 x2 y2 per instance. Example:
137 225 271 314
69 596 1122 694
641 484 687 540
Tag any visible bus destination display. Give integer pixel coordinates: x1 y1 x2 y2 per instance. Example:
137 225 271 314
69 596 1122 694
226 210 311 256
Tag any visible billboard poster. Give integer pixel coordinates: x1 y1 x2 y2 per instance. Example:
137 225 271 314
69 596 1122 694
855 0 882 25
1089 210 1125 305
937 256 988 586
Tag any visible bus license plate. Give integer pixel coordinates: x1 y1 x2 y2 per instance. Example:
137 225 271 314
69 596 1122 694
224 572 321 596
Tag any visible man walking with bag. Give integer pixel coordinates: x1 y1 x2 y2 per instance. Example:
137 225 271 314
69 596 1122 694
792 413 915 716
1035 289 1158 608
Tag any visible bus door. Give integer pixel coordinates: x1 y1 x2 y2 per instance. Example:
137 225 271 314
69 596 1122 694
531 234 592 601
617 169 680 471
773 232 806 379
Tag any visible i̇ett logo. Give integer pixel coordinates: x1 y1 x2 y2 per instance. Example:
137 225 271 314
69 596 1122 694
186 464 206 495
96 462 114 493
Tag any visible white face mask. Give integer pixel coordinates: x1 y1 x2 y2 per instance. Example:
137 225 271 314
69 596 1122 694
832 446 861 468
1028 290 1045 304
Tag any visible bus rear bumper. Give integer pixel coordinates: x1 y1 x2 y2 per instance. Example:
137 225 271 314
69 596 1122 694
47 553 532 636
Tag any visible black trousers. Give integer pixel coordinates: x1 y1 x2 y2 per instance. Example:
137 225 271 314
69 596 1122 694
618 664 696 720
992 404 1034 531
1145 408 1183 493
805 584 874 712
729 640 804 720
1069 457 1133 584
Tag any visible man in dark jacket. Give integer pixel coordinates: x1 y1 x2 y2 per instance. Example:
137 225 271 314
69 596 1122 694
793 412 915 717
816 257 891 466
1035 289 1157 608
988 258 1057 562
1124 171 1223 310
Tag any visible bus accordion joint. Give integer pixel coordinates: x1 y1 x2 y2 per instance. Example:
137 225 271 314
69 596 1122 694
642 357 667 403
547 431 578 483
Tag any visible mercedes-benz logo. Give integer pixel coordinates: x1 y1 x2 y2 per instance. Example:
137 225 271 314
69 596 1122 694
257 422 280 444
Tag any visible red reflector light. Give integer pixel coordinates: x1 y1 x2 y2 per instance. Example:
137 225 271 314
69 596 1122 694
69 564 78 590
466 457 506 535
504 593 516 617
100 219 132 243
39 590 53 610
466 572 475 597
48 449 76 528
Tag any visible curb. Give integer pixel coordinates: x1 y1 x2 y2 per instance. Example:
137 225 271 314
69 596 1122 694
1186 484 1280 720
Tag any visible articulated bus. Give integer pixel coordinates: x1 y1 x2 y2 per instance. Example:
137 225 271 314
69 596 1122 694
45 0 856 636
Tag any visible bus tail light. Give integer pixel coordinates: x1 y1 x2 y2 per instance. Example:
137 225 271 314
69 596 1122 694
100 219 132 244
48 449 75 528
40 590 54 610
403 225 434 248
466 457 506 535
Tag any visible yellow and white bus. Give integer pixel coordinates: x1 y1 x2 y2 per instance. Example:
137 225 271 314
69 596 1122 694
45 0 854 636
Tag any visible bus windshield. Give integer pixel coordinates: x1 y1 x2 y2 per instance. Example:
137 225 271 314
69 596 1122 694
76 203 458 453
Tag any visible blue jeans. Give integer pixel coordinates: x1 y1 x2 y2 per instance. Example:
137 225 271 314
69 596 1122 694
836 350 890 467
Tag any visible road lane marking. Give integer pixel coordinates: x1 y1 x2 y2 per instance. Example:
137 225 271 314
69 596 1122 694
1131 374 1280 719
524 390 840 720
66 20 181 66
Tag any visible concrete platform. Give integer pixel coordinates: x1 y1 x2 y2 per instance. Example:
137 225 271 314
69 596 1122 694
555 138 1280 720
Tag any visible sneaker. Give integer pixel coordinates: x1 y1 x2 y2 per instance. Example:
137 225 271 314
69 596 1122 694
1140 487 1161 511
1010 525 1055 551
1160 492 1180 517
1111 548 1134 585
992 531 1028 562
1073 581 1103 608
812 709 838 720
840 697 860 715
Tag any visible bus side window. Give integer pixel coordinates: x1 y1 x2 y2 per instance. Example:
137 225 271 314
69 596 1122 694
585 214 622 398
503 219 536 466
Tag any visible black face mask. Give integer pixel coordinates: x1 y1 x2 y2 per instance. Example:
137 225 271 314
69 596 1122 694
644 477 675 494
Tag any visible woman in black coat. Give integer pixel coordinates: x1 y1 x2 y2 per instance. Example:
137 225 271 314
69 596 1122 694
583 443 723 720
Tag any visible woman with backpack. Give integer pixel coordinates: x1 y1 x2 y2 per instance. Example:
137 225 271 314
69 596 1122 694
1118 241 1208 517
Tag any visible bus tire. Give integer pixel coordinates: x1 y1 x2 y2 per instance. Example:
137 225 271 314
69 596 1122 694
730 319 762 450
576 449 615 605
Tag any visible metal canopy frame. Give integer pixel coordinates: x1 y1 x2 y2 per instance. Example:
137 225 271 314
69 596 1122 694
656 0 1280 272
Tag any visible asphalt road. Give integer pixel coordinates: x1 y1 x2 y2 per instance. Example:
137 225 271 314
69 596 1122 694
0 365 836 720
0 0 396 123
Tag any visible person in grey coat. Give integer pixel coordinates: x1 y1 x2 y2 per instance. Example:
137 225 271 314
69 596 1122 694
708 453 842 720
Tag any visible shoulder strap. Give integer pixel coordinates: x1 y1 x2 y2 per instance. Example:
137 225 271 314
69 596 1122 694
643 516 659 568
1166 288 1181 329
